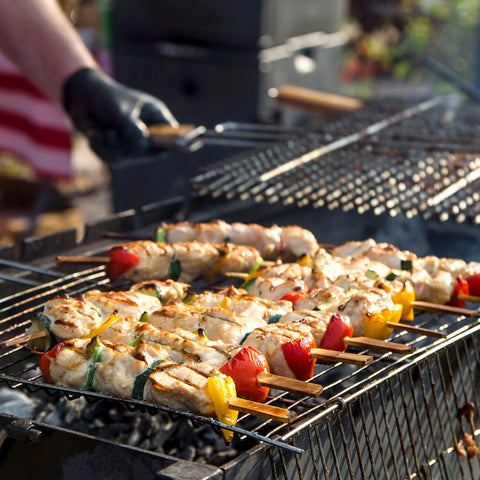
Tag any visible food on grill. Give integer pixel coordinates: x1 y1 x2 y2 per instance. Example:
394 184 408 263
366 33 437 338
25 286 171 350
27 283 353 381
149 303 321 380
246 276 402 338
104 240 262 282
130 279 191 304
48 309 271 402
241 252 416 323
155 220 319 261
39 337 239 441
330 238 480 305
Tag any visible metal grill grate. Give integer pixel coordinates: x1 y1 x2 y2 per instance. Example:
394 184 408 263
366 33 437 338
192 95 480 225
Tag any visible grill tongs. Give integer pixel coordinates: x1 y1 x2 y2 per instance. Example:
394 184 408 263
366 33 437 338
148 122 304 151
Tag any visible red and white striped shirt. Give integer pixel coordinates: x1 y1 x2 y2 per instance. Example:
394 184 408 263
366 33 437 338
0 52 73 180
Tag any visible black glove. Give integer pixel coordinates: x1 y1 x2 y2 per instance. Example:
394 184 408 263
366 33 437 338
62 68 178 161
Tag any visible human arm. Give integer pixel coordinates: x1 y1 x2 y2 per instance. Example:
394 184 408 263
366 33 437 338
0 0 96 104
0 0 178 160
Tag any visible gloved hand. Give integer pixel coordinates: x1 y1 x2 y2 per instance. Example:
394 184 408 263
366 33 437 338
62 68 178 161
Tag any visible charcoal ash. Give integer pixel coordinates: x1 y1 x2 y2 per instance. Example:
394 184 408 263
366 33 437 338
1 386 242 466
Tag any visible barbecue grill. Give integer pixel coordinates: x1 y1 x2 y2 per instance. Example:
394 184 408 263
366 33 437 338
2 94 480 479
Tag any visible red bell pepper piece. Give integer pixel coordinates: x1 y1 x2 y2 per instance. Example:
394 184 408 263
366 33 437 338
465 273 480 297
280 291 304 308
105 247 141 280
281 336 316 380
447 278 469 307
219 346 270 403
39 340 73 384
319 314 353 352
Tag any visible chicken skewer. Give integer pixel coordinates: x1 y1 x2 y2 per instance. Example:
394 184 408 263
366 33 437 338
21 289 326 400
242 272 464 339
57 240 263 283
154 220 319 261
241 245 475 319
38 336 296 444
132 281 406 357
329 238 480 305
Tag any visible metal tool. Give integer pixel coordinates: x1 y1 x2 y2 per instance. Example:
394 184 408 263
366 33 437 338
149 122 305 151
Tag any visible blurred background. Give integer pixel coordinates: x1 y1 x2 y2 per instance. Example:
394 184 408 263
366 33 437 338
1 0 479 245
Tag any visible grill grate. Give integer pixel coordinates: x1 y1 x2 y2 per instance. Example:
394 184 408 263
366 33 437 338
192 95 480 225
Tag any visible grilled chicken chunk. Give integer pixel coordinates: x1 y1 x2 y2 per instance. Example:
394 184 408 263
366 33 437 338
278 310 331 346
331 239 417 270
187 285 292 321
83 290 162 321
108 240 262 283
99 317 240 368
158 220 319 260
250 277 309 302
129 280 190 304
325 288 398 337
148 304 266 345
40 290 161 343
243 323 316 379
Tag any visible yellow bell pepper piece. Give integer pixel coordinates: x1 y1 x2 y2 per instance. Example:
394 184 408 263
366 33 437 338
392 281 415 322
206 374 238 443
363 304 402 340
297 254 312 267
84 313 120 339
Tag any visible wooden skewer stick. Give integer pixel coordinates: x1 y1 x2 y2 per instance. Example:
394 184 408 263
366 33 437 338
311 348 373 366
102 231 150 241
344 336 415 354
56 256 111 265
386 322 447 339
224 271 248 279
258 373 323 397
228 397 297 423
0 331 48 348
412 301 476 317
458 293 480 303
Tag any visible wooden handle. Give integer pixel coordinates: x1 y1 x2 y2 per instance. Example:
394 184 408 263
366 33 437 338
273 85 364 114
344 336 415 354
257 373 323 397
311 348 373 365
412 301 476 317
148 124 196 137
386 321 447 339
55 256 111 265
228 397 297 423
